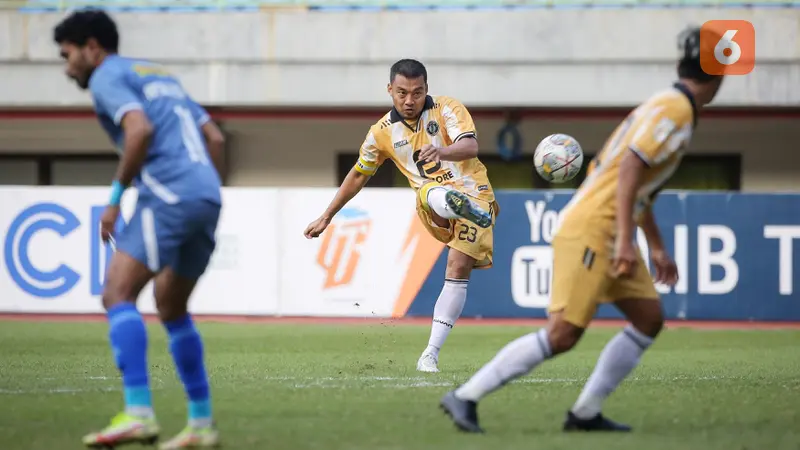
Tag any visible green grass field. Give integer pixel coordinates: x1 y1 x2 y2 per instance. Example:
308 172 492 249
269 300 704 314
1 320 799 450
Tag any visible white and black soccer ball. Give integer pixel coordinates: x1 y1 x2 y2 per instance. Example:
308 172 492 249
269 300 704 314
533 133 584 183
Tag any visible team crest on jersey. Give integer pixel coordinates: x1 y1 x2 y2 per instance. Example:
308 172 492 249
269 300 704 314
426 121 440 136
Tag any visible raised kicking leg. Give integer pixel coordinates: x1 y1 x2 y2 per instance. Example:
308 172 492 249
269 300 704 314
416 182 490 373
423 182 492 229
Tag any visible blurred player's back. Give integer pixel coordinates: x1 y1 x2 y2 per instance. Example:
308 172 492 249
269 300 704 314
558 85 695 240
91 55 221 204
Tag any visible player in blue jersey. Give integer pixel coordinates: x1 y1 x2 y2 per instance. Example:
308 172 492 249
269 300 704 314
54 10 225 449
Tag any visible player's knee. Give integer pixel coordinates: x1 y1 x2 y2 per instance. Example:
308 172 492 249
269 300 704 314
101 277 135 311
617 299 665 338
432 215 451 229
445 257 473 280
156 302 188 323
546 320 584 355
631 308 664 338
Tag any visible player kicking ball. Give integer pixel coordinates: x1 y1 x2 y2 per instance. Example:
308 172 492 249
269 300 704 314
304 59 499 373
54 10 226 449
440 26 726 433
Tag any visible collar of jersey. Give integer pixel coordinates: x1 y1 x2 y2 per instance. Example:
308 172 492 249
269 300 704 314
390 95 436 132
88 53 121 86
672 82 699 127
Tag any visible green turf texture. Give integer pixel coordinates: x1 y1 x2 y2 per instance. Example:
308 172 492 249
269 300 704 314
1 321 799 450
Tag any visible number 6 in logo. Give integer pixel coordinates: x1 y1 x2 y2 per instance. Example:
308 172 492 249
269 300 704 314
713 30 741 66
700 20 755 76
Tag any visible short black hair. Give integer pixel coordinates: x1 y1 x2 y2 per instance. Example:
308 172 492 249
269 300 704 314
390 59 427 84
676 25 719 83
53 9 119 53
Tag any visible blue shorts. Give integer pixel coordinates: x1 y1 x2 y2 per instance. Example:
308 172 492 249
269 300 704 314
116 198 221 279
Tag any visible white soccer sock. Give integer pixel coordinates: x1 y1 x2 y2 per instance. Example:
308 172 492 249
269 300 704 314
455 328 552 402
426 186 461 220
571 325 654 419
425 279 468 357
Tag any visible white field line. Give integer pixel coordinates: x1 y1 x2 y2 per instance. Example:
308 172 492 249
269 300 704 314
262 374 728 389
0 376 164 395
0 374 729 395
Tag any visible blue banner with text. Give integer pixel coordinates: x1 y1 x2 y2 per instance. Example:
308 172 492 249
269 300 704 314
407 191 800 322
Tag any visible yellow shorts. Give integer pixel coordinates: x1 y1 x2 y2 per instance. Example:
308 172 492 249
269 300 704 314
415 186 498 270
548 235 659 328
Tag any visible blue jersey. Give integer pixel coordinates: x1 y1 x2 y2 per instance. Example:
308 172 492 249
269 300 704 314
90 55 221 206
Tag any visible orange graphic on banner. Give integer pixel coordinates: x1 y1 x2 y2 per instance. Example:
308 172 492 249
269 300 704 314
391 215 446 318
316 216 372 289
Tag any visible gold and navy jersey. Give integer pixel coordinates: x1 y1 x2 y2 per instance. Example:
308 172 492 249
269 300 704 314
557 83 698 240
354 95 494 203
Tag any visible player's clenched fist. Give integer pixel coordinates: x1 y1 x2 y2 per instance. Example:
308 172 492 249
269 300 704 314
418 144 443 163
304 216 331 239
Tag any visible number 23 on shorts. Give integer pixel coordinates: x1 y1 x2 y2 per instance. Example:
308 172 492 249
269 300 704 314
457 224 477 243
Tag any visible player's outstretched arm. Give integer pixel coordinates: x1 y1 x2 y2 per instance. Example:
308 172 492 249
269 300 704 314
613 150 646 277
642 206 678 285
200 121 226 181
303 167 370 239
641 207 665 253
114 110 154 186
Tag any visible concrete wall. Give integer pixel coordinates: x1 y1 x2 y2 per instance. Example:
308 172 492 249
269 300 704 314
0 8 796 106
0 114 796 191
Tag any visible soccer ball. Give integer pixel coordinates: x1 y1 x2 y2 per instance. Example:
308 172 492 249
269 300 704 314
533 133 584 183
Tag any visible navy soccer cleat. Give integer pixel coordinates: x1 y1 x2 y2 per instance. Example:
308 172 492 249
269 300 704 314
439 390 484 433
563 411 632 432
444 190 492 229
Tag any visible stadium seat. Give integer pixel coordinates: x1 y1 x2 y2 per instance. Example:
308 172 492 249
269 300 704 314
12 0 800 13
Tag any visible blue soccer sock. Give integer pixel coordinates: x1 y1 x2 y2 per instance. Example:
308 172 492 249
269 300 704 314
165 314 212 428
107 303 153 418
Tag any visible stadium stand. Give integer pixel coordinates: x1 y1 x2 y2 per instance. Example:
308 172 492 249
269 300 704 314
2 0 798 12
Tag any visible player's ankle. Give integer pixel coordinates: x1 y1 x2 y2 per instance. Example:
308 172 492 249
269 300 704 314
189 417 213 429
126 406 155 419
571 395 603 419
454 386 479 402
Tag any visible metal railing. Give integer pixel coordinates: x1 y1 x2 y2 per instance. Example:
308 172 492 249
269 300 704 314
2 0 796 11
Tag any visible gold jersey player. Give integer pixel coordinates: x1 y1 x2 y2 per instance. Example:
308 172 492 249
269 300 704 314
304 59 498 373
440 26 725 433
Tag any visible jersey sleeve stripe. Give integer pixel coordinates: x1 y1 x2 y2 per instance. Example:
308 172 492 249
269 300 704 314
197 113 211 126
113 102 145 125
628 144 653 167
453 131 476 142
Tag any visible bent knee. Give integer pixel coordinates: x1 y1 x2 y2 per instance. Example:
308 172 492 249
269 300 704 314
445 258 474 279
101 283 136 311
156 304 188 323
546 318 585 354
631 310 664 338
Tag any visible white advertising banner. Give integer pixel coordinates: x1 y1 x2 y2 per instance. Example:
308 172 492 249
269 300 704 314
277 188 444 318
0 187 279 315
